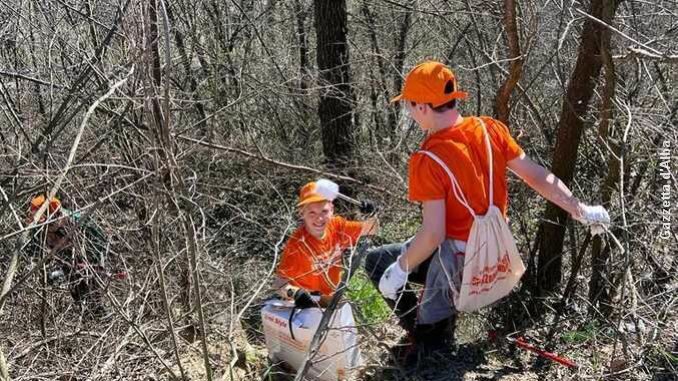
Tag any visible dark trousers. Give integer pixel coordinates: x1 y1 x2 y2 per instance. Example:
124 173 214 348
364 243 432 333
62 263 104 307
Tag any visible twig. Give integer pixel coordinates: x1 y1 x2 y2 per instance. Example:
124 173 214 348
152 197 187 380
574 8 663 56
98 265 179 379
544 229 592 345
46 66 134 209
175 135 403 200
294 243 368 381
0 185 23 230
609 101 634 364
0 350 7 381
0 70 68 89
613 47 678 62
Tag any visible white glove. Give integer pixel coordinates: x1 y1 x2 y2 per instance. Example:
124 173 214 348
378 257 409 300
574 205 610 236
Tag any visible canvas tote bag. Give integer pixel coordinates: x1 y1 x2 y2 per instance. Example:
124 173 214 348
419 118 525 312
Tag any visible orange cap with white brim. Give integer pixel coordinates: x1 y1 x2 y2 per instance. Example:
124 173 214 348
296 182 331 207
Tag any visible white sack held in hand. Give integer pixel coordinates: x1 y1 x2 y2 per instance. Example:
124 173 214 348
419 118 525 313
574 205 611 236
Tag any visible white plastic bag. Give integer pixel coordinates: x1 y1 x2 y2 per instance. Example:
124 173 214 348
261 301 362 380
419 118 525 312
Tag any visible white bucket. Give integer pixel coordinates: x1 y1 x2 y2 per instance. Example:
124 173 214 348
261 300 362 380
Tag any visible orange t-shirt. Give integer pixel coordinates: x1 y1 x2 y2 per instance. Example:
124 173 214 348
276 216 364 295
408 116 524 241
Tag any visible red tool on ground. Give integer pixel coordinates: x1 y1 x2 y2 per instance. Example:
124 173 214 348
509 336 578 368
110 271 128 280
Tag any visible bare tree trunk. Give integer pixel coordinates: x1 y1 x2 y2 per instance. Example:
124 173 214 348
151 197 187 380
388 3 412 142
360 1 387 138
148 0 164 130
314 0 355 169
147 1 212 378
494 0 524 124
589 0 618 314
294 0 310 91
537 0 620 294
166 1 208 135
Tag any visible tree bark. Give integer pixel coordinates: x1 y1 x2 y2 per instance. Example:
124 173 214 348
389 3 412 142
314 0 355 169
537 0 620 294
166 1 208 135
360 1 387 138
147 0 212 378
494 0 524 124
294 0 310 91
588 0 618 314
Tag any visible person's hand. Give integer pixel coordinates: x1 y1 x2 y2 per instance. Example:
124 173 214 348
378 257 409 300
359 199 378 215
574 205 610 236
319 294 334 308
293 289 317 309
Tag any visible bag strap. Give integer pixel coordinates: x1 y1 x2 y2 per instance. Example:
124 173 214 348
418 117 496 217
476 117 494 206
419 150 476 217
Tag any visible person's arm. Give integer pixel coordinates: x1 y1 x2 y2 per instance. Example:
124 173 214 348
273 276 298 300
360 216 379 236
507 154 585 219
377 200 445 300
508 153 610 233
318 294 335 308
399 199 446 270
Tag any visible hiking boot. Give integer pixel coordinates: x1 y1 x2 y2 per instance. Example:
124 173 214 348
392 316 457 367
390 331 417 364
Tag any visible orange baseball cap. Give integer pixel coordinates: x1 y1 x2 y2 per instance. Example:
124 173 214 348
297 182 330 207
391 61 468 107
29 195 61 216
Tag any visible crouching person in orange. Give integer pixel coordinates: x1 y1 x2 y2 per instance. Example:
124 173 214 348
274 180 379 308
26 195 109 317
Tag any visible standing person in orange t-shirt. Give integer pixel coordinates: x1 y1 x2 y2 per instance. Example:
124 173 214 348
364 61 610 362
275 180 379 308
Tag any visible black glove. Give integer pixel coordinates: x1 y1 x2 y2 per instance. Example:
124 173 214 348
293 289 317 309
359 199 377 215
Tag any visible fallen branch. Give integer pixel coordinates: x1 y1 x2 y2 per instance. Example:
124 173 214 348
613 47 678 62
12 331 104 360
574 8 663 56
0 71 68 89
175 135 404 199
